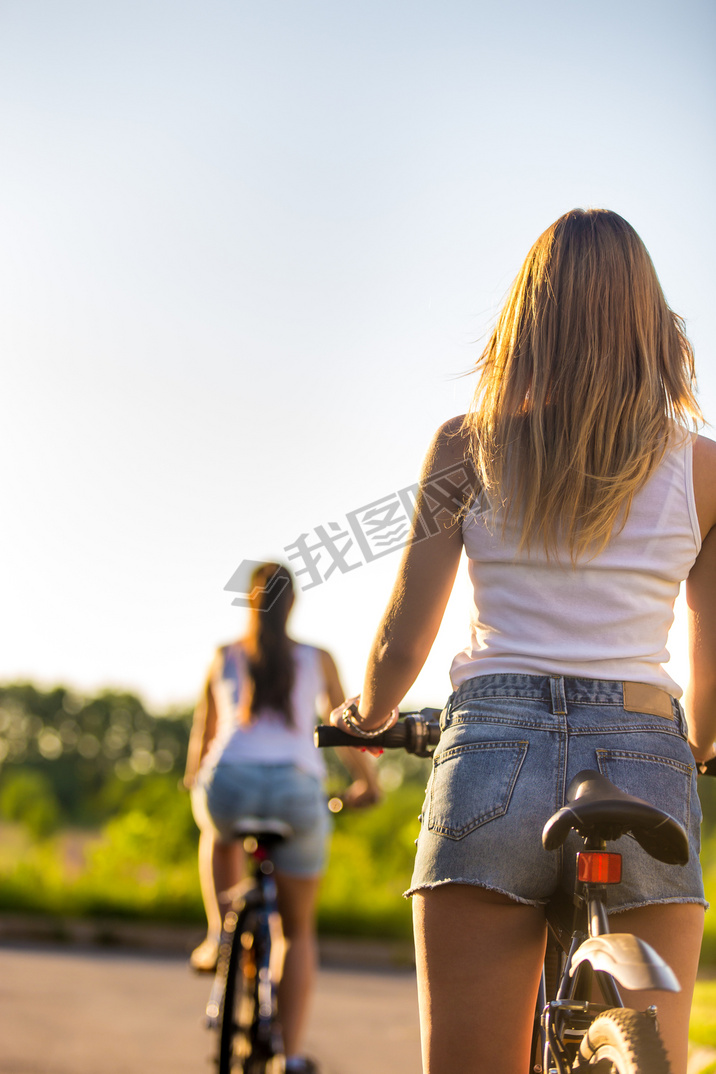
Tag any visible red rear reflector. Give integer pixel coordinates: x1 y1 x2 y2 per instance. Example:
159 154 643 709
577 851 622 884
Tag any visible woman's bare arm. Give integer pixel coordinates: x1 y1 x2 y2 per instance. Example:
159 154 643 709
685 526 716 760
317 647 381 801
183 672 218 788
355 417 473 728
684 434 716 761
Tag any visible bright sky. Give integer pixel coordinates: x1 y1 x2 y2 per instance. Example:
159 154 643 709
1 1 714 712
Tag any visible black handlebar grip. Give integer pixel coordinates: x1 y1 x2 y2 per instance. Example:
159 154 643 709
314 723 409 749
698 757 716 777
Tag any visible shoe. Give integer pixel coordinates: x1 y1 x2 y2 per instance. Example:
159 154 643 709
285 1059 319 1074
189 935 219 973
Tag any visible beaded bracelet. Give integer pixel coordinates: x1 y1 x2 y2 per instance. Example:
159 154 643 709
343 703 396 739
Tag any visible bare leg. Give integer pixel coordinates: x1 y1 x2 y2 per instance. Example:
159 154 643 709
197 829 244 929
191 832 243 970
274 871 321 1059
212 838 243 921
413 884 546 1074
609 902 704 1074
196 829 222 937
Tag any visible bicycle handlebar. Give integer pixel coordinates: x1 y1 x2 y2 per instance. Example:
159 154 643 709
314 709 442 757
316 709 716 774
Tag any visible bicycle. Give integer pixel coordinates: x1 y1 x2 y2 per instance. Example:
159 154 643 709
204 817 291 1074
316 709 714 1074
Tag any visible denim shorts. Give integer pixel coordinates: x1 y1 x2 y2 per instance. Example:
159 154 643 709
407 674 706 913
193 762 330 877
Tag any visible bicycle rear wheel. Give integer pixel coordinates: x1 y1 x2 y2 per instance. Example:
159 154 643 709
217 905 245 1074
573 1007 671 1073
218 899 283 1074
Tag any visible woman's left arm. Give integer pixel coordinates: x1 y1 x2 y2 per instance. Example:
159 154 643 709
317 647 382 803
183 672 218 789
349 417 473 730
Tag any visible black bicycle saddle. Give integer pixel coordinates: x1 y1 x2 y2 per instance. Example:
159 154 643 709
230 817 294 844
542 770 689 865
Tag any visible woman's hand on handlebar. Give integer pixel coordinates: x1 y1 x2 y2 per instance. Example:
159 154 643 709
342 778 382 809
689 738 716 771
330 695 400 757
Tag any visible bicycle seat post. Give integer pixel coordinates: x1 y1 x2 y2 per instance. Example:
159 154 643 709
578 834 613 941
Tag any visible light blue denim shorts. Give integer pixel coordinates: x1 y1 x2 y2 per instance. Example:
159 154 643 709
408 674 706 913
193 762 330 877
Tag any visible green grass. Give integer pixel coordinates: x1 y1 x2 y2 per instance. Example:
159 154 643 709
1 781 716 960
318 783 423 939
691 980 716 1050
699 836 716 970
0 783 427 937
0 820 205 922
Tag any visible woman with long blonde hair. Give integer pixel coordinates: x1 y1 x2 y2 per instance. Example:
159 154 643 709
331 209 716 1074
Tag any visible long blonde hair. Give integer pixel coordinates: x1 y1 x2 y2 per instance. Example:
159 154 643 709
462 208 701 560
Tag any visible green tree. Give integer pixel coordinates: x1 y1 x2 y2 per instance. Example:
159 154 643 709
0 768 61 839
0 682 192 824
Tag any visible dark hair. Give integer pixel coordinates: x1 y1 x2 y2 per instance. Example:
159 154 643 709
243 563 295 726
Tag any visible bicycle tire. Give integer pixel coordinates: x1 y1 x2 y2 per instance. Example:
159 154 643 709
218 901 283 1074
573 1007 671 1072
244 913 283 1074
217 903 246 1074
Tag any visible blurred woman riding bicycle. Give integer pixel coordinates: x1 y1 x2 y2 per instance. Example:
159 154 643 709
186 561 380 1074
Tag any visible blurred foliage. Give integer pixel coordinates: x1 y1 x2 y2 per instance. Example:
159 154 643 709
0 765 203 922
0 680 715 962
0 682 192 829
318 782 424 939
0 679 430 935
690 980 716 1050
0 768 61 840
698 771 716 832
697 828 716 969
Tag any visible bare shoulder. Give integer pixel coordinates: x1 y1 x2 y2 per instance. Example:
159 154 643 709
314 647 344 706
693 432 716 468
423 415 471 470
315 646 338 674
433 414 469 450
422 415 478 496
692 433 716 539
211 643 231 668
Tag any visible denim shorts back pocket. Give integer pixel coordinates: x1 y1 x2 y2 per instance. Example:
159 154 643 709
427 741 528 840
595 748 693 836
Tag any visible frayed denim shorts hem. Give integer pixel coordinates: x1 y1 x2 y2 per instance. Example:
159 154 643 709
404 877 546 908
404 883 708 913
408 673 706 914
609 896 708 913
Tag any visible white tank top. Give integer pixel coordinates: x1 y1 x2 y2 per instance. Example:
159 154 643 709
201 642 326 780
450 433 701 698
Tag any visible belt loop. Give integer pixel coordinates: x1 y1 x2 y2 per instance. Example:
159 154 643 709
442 691 456 727
550 676 567 716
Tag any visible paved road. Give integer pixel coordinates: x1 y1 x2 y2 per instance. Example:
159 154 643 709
0 942 422 1074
